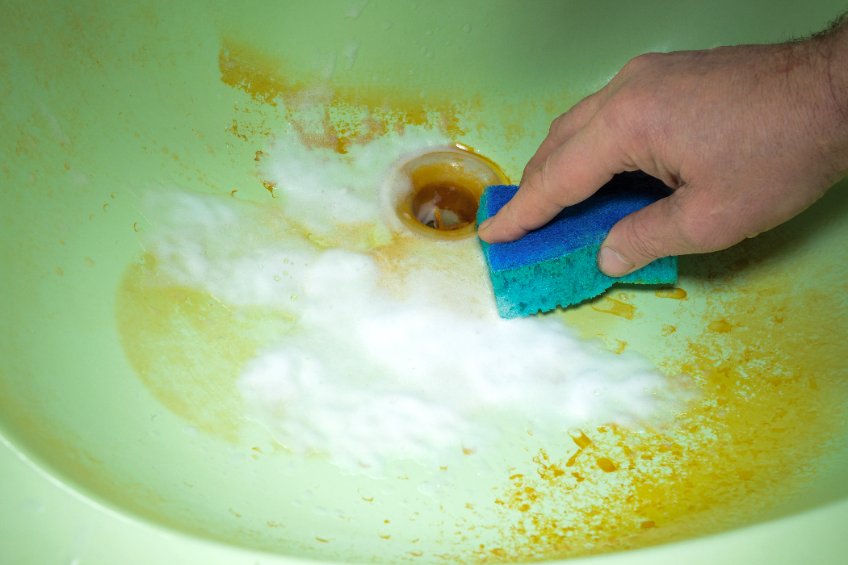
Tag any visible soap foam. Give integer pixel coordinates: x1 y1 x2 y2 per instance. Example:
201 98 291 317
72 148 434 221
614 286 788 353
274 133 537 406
141 127 690 473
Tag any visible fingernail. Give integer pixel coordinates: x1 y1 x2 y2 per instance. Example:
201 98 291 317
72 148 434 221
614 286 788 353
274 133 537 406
478 218 493 232
598 246 635 277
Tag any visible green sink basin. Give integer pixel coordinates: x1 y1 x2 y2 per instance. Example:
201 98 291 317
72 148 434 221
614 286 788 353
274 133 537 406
2 1 847 563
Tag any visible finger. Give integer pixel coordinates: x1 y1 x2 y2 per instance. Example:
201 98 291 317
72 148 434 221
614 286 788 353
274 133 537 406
479 123 624 243
521 91 604 183
598 186 733 276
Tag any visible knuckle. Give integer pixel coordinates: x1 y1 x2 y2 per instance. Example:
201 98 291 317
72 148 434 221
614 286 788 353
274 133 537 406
504 202 539 235
620 216 664 261
596 84 652 133
596 94 641 139
603 54 667 137
676 215 712 251
538 156 569 207
537 157 555 193
520 164 534 185
521 157 541 182
621 52 662 75
674 200 741 253
548 113 568 135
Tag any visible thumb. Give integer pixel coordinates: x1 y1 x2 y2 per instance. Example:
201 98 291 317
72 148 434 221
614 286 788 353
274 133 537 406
598 189 696 277
479 124 624 243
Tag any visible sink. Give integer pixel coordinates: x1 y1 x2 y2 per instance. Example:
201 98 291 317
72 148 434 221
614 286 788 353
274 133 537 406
2 1 847 563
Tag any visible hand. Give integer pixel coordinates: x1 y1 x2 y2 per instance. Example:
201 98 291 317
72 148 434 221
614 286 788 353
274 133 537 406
478 17 848 277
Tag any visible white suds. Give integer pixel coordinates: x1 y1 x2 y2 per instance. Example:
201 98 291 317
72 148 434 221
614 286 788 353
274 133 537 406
140 127 690 473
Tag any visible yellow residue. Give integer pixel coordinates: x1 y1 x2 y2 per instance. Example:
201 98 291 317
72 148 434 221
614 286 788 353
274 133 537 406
116 256 293 441
661 324 677 336
484 253 848 562
708 318 733 333
596 457 618 473
218 40 468 153
569 430 592 450
591 296 636 320
655 287 688 300
260 179 276 196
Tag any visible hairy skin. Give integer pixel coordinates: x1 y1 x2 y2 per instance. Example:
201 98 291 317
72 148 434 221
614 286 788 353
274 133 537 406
479 15 848 276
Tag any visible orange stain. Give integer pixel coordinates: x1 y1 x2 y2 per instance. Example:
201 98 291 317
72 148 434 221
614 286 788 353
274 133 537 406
591 297 636 320
261 179 276 196
661 324 677 336
596 457 618 473
655 287 688 300
485 257 848 562
570 430 592 450
218 40 469 154
708 318 733 333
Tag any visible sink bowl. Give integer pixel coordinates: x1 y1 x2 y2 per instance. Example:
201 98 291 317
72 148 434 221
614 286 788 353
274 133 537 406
2 1 847 563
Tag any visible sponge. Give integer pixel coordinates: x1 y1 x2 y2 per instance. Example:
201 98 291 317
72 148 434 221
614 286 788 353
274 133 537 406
477 172 677 318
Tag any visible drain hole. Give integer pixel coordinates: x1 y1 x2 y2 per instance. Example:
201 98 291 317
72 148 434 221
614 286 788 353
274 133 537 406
412 183 479 231
393 145 507 239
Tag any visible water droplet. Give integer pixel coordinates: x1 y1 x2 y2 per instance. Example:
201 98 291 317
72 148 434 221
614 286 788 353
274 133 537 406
19 499 45 514
343 42 360 70
346 0 368 19
462 23 472 33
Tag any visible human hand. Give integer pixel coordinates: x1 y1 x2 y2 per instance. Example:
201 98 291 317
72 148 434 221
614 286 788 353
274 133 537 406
478 18 848 276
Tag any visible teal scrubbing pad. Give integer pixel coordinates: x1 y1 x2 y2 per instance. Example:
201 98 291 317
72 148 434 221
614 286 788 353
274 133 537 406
477 172 677 318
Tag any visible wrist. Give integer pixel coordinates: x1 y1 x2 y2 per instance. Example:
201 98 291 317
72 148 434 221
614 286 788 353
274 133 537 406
809 14 848 180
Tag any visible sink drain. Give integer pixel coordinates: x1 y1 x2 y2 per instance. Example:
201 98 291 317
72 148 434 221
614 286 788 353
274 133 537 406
389 144 508 239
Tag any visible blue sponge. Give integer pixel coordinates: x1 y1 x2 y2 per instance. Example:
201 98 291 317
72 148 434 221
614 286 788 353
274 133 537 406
477 172 677 318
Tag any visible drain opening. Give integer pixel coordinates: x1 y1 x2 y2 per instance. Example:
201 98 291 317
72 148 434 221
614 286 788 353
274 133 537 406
411 182 479 231
393 145 507 239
